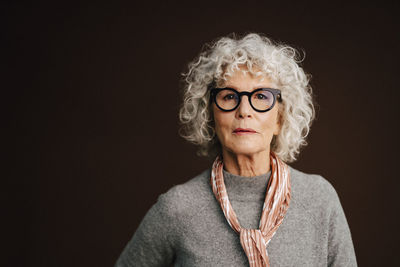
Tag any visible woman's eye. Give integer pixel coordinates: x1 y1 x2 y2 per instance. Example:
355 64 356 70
223 94 236 100
255 93 268 100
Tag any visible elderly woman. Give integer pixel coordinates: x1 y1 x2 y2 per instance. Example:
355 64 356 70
115 33 357 266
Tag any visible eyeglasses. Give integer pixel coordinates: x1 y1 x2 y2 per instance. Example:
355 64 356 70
210 87 282 112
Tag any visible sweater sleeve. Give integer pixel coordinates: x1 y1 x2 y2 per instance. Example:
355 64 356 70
326 182 358 267
114 193 176 267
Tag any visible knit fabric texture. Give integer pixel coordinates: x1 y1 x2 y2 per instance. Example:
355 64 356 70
115 166 357 267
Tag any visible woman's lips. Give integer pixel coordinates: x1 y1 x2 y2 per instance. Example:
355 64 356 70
233 128 257 135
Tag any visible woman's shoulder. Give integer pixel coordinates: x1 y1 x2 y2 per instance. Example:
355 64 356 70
154 169 213 218
289 166 337 193
288 166 342 211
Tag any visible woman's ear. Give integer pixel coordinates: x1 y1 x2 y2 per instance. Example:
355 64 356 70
273 121 281 136
273 104 283 136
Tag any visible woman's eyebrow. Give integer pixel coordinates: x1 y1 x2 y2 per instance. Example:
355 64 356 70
219 84 236 89
220 85 271 91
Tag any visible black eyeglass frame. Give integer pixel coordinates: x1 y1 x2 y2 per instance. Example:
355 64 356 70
210 87 282 112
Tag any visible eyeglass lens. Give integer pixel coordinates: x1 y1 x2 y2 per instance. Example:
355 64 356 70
215 89 275 111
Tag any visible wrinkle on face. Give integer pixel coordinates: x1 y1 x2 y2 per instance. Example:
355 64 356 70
213 65 281 177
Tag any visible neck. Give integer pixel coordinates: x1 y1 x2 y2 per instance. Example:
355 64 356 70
222 149 271 177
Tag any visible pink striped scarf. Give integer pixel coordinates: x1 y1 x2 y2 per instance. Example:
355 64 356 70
210 152 291 267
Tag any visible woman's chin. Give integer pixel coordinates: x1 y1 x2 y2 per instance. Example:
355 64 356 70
226 146 268 157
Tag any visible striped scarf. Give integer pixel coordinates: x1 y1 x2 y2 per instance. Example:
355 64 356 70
210 152 291 267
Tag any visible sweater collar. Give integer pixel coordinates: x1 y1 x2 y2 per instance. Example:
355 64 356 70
222 168 271 201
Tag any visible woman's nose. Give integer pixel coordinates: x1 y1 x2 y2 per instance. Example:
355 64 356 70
236 96 253 118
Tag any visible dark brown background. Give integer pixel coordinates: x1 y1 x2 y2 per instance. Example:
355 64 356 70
4 1 399 266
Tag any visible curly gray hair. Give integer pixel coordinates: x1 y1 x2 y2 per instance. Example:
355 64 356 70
179 33 315 163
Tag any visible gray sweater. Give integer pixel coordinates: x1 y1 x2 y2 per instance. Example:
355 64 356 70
115 167 357 266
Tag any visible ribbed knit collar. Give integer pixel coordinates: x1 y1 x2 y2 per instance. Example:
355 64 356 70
222 168 271 201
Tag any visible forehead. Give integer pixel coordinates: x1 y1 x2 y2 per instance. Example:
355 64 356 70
218 65 272 89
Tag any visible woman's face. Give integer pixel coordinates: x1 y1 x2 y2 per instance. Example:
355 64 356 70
212 67 280 157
